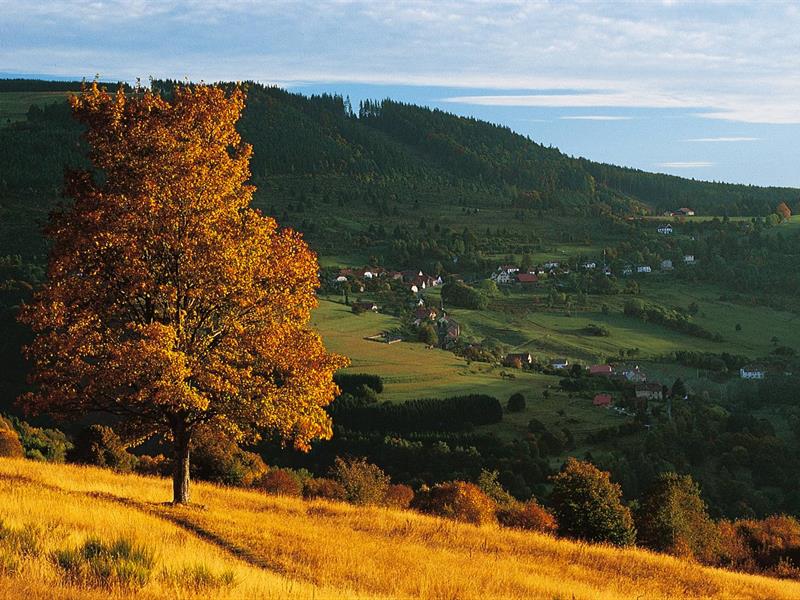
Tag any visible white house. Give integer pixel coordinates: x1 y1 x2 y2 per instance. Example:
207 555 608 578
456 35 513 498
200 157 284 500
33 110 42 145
622 265 633 276
657 224 673 235
684 255 695 264
491 268 516 284
551 358 570 369
740 365 766 380
543 261 560 270
582 261 597 270
661 259 673 270
335 275 348 283
636 265 652 274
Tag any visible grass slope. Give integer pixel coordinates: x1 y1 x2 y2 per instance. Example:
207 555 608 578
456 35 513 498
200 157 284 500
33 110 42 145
1 457 799 599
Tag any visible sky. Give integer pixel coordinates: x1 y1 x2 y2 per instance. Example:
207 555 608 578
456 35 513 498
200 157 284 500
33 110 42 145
2 0 800 187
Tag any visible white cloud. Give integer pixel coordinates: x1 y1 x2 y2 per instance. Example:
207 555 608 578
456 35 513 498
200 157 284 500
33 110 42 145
559 115 634 121
3 1 800 123
657 161 714 168
684 136 760 142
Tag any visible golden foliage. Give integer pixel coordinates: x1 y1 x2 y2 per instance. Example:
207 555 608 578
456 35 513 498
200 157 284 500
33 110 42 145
18 82 347 500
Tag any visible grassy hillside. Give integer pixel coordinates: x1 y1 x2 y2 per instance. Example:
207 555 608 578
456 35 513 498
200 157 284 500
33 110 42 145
2 457 800 600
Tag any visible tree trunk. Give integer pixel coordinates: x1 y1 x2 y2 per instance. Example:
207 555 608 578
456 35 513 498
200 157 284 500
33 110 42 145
172 419 191 504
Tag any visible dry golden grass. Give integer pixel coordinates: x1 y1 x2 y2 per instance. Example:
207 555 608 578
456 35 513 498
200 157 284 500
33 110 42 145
1 457 799 599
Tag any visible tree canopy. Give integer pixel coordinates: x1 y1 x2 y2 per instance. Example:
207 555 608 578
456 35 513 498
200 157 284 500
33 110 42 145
19 82 347 503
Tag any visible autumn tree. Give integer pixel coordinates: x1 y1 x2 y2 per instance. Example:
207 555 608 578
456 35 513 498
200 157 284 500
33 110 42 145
776 202 792 221
19 82 347 503
549 457 636 546
636 472 718 561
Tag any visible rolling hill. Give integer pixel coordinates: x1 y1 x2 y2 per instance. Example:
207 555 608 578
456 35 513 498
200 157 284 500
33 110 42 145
1 456 799 600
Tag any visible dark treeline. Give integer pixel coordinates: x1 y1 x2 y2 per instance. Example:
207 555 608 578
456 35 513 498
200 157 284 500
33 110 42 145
328 393 503 433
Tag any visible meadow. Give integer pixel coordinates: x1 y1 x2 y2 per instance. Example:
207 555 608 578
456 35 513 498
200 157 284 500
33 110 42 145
0 91 69 124
2 457 800 600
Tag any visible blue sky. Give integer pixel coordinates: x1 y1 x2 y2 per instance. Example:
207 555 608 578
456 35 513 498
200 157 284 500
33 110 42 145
2 0 800 187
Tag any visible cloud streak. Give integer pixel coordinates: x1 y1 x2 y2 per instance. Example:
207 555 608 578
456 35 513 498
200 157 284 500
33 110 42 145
684 136 760 142
657 161 714 168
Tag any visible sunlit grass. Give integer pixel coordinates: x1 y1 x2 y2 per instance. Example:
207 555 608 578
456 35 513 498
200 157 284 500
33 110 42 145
1 457 799 599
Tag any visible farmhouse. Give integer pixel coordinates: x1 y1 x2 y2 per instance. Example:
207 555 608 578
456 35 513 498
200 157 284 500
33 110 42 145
621 365 647 382
551 358 570 370
661 259 673 270
635 382 663 400
672 207 695 216
491 267 518 284
588 364 613 377
439 315 461 347
636 265 652 274
414 306 438 322
504 352 533 368
657 224 673 234
684 255 695 264
740 364 766 380
582 261 597 270
593 394 612 407
515 273 538 284
543 261 560 271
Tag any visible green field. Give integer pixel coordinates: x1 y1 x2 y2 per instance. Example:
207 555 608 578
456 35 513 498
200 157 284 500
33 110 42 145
0 91 71 124
312 298 627 444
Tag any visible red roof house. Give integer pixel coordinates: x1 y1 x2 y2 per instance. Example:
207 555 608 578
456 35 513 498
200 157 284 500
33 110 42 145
593 394 612 407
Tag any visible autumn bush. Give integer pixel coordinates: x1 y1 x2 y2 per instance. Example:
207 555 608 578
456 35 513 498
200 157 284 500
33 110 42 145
331 457 391 506
497 500 558 534
731 516 800 575
258 469 303 497
412 481 497 525
68 425 137 472
134 454 171 477
303 477 347 501
550 458 636 546
383 484 415 509
0 418 24 458
190 427 267 487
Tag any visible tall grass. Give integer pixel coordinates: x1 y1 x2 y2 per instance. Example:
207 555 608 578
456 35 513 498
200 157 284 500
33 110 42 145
1 456 800 599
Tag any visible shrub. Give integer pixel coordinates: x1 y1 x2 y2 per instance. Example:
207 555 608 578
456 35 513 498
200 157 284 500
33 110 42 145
331 457 390 506
333 373 384 395
0 426 24 458
189 427 267 486
550 458 636 546
476 469 515 508
54 536 155 589
134 454 171 477
412 481 496 525
258 468 303 497
636 472 719 561
732 515 800 573
507 393 526 413
497 500 558 534
68 425 137 472
384 484 415 509
303 477 347 501
3 415 72 462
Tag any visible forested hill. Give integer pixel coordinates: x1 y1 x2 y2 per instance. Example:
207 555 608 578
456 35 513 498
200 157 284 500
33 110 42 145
1 78 798 257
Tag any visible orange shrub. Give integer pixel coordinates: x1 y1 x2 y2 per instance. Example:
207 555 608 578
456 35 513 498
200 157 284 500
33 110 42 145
384 484 414 509
497 500 558 534
412 481 496 525
258 469 303 497
303 477 346 501
134 454 171 477
0 428 24 458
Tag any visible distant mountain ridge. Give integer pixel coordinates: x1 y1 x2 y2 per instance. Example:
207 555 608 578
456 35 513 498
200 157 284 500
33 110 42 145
0 78 797 256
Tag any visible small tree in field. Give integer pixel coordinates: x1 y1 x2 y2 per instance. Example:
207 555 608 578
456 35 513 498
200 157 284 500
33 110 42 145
636 472 718 561
19 83 347 503
550 458 636 546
